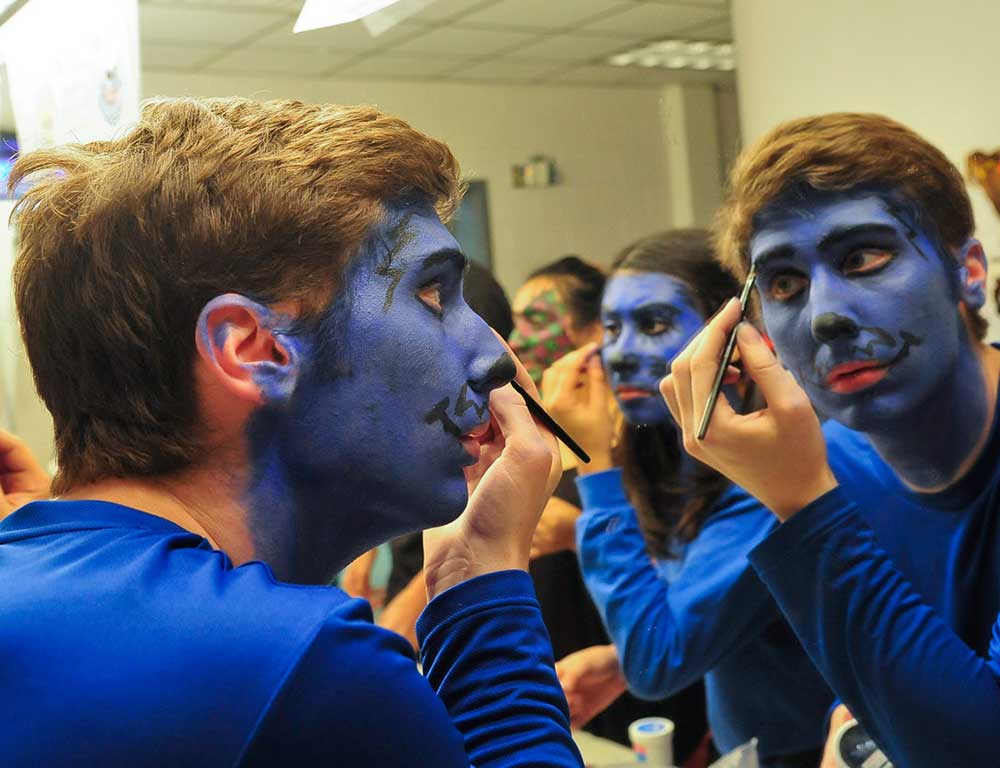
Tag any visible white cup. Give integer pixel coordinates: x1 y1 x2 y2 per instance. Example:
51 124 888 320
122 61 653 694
629 717 675 766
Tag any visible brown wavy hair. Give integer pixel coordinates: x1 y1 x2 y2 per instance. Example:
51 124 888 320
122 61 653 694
11 97 463 494
715 112 985 339
610 230 754 556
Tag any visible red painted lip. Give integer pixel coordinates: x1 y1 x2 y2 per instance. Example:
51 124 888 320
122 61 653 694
616 386 655 401
825 360 890 394
460 418 494 459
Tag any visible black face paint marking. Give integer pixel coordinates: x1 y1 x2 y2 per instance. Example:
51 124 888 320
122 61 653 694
811 326 923 378
887 205 931 261
648 361 668 378
424 396 462 437
470 354 517 395
375 212 416 311
851 325 897 357
454 383 490 420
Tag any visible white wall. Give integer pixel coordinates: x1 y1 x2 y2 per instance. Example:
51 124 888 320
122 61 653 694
732 0 1000 337
144 72 711 293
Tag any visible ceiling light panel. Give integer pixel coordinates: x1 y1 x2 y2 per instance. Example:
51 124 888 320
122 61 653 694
607 38 735 71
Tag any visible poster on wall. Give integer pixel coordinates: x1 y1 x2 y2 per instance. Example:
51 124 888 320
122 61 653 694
0 0 140 154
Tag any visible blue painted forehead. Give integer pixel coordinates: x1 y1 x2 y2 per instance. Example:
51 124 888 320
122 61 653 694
754 183 929 238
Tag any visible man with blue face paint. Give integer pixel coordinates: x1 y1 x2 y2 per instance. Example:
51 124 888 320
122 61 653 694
663 114 1000 768
1 98 581 766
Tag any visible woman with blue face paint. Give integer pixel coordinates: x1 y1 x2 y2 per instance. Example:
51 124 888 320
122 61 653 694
546 230 833 768
0 98 581 767
664 113 1000 768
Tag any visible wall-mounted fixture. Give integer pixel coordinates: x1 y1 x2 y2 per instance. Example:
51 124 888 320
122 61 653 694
511 155 558 189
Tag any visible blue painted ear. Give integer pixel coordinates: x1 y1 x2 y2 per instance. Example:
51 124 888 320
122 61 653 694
195 294 302 406
956 239 987 310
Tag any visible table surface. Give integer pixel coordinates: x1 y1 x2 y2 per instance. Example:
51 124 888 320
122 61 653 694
572 730 637 766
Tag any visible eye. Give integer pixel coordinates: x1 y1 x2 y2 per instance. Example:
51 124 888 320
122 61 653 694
640 317 674 336
767 272 808 301
603 319 621 341
842 248 895 276
417 281 443 316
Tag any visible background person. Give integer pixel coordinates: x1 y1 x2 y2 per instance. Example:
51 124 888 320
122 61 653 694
547 230 833 768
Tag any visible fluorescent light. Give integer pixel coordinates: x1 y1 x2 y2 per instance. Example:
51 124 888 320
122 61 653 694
607 38 735 73
294 0 404 33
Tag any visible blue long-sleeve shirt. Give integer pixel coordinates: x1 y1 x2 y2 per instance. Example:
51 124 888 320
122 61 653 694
748 418 1000 768
0 499 582 767
575 469 832 761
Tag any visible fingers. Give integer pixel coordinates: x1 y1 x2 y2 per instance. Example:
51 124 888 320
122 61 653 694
585 352 606 411
666 299 743 439
735 323 800 409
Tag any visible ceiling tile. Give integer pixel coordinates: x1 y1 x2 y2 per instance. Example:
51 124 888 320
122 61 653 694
461 0 633 32
642 0 728 6
410 0 499 22
505 32 631 62
140 4 289 45
391 24 541 56
614 65 732 85
543 64 627 84
140 0 303 8
141 44 220 71
254 17 431 51
446 57 566 81
681 16 732 40
203 47 354 76
582 3 720 38
333 54 471 79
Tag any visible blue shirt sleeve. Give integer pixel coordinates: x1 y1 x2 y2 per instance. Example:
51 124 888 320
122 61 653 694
241 571 581 767
418 570 582 767
575 468 779 698
749 488 1000 768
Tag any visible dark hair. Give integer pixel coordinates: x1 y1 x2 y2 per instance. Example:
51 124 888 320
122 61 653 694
610 230 753 555
11 97 463 494
527 255 605 331
463 262 514 338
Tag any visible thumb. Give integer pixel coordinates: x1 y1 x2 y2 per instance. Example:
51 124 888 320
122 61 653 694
736 322 796 404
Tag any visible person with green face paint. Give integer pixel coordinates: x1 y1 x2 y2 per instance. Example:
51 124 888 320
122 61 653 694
509 256 606 385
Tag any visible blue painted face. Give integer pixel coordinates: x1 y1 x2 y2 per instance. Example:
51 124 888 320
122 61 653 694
601 272 704 425
245 204 514 580
751 192 974 432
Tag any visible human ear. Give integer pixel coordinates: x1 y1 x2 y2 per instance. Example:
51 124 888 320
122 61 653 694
195 294 301 406
955 239 988 310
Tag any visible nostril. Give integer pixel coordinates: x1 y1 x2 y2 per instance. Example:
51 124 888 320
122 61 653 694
469 352 516 394
812 312 860 343
608 354 641 375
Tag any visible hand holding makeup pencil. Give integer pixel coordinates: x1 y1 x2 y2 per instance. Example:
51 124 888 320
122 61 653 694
423 335 562 600
660 298 838 521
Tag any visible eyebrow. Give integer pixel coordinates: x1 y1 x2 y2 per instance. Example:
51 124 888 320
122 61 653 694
421 249 467 273
817 223 899 252
753 223 899 268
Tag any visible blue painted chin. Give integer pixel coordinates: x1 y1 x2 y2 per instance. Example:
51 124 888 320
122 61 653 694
616 386 671 425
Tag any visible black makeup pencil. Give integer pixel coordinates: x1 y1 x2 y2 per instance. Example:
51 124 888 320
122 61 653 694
696 264 758 440
509 379 591 464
